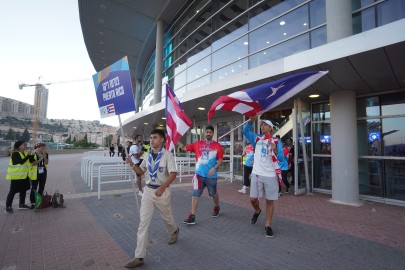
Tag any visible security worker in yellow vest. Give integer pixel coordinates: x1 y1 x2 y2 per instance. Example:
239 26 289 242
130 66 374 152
29 143 49 209
5 140 38 214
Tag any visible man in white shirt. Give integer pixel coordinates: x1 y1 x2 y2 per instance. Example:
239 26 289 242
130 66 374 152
243 116 283 238
129 135 144 196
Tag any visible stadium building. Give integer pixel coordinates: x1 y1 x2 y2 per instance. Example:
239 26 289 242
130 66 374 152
79 0 405 206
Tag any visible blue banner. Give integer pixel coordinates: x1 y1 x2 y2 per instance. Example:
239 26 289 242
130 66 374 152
92 56 136 118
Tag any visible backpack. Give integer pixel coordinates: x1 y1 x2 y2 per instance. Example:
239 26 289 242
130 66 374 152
52 190 64 208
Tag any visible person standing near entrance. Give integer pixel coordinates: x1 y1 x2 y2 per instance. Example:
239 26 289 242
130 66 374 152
124 129 179 268
277 140 290 193
178 125 224 225
129 135 145 196
5 140 39 213
239 140 254 194
243 116 283 237
29 143 49 209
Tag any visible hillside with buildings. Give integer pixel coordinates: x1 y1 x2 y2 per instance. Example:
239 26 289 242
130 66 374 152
0 95 118 149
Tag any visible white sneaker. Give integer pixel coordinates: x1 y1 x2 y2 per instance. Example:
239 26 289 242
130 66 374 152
238 186 246 194
138 191 143 196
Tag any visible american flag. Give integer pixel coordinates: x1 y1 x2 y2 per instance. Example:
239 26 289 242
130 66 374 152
208 71 328 121
165 84 192 151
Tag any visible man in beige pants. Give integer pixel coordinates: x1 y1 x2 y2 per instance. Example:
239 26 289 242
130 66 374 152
125 129 179 268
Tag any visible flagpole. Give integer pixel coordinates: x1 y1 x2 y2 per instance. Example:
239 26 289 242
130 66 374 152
218 119 250 140
193 117 199 141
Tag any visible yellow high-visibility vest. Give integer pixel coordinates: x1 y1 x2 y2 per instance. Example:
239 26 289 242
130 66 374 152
6 151 30 180
28 153 38 180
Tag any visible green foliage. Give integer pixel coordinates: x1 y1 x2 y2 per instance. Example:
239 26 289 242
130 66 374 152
21 128 30 142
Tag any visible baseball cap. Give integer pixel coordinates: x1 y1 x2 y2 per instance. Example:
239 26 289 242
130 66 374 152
261 119 274 128
34 143 46 149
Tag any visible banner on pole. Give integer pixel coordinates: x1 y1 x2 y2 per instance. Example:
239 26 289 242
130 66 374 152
92 56 136 118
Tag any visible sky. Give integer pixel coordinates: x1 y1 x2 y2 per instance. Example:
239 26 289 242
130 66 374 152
0 0 134 127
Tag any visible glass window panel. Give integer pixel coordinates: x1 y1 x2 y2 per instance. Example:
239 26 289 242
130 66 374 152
249 5 309 55
357 119 382 156
353 7 376 34
352 0 377 11
212 0 248 32
310 25 326 48
187 39 212 66
382 117 405 157
249 33 309 69
174 70 187 89
173 42 188 63
249 0 306 29
212 35 248 70
212 20 248 51
359 159 383 197
356 96 380 117
385 159 405 201
217 121 231 155
187 74 210 92
187 3 212 38
312 123 331 155
381 92 405 116
377 0 405 27
309 0 326 27
312 103 330 121
313 156 332 189
211 58 248 83
187 56 211 83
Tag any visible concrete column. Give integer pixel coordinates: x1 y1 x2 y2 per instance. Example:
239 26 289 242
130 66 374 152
153 20 164 105
326 0 353 42
330 90 361 206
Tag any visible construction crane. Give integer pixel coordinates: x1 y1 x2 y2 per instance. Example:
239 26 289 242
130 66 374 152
19 77 90 146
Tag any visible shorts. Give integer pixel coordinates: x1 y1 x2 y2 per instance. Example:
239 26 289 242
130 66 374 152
250 174 279 200
136 160 143 177
192 175 217 197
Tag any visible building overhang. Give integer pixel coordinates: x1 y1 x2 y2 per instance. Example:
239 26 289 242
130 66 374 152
121 19 405 136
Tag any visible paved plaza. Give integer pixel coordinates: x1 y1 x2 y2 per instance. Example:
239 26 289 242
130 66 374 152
0 153 404 269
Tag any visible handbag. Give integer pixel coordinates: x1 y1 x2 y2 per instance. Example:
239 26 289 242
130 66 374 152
34 191 52 209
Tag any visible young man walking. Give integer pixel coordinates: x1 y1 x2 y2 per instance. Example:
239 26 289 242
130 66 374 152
178 125 224 225
243 116 283 237
124 129 179 268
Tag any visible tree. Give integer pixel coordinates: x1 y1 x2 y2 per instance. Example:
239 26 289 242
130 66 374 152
21 128 30 142
5 128 16 140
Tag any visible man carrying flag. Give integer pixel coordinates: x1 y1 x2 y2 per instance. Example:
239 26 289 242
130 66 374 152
165 84 192 151
243 116 283 238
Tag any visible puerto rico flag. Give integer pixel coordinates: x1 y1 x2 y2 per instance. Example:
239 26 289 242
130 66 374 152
208 71 328 121
165 84 193 151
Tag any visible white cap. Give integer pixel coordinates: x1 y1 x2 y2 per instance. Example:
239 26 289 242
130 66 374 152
261 119 274 128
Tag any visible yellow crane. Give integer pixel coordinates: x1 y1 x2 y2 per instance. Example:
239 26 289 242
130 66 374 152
19 77 90 146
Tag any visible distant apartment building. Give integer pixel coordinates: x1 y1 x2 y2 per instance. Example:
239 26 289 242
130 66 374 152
0 96 34 117
34 85 49 120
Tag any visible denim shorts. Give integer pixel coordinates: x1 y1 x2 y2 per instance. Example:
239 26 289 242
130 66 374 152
192 176 217 197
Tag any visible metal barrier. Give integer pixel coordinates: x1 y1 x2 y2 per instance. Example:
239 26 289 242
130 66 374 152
97 164 132 200
176 157 195 182
81 156 124 190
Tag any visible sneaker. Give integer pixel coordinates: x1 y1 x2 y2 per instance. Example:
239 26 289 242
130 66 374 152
212 205 220 218
183 214 196 225
18 204 30 210
5 207 13 214
278 191 282 197
138 191 143 197
250 209 261 225
168 228 179 244
30 204 35 209
124 258 144 268
238 186 246 194
285 188 290 193
265 226 274 238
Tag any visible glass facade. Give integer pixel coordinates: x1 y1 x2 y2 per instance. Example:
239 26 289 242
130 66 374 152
353 0 405 34
140 0 328 108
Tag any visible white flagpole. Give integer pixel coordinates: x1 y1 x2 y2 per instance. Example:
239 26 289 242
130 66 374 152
218 119 250 140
